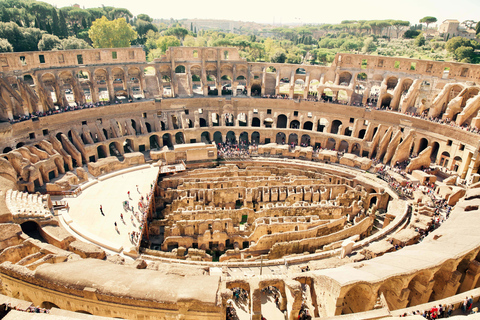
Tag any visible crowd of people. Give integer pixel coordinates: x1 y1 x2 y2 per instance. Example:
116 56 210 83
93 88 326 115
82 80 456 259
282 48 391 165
217 141 254 159
0 303 50 317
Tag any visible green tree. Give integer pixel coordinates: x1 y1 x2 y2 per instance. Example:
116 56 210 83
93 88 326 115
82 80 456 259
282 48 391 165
391 20 410 38
38 33 61 50
61 36 91 49
164 26 189 42
88 17 137 48
155 35 181 52
270 50 286 63
476 21 480 35
414 33 426 46
362 37 376 53
446 36 474 53
419 16 437 33
0 38 13 52
58 10 68 38
454 46 474 62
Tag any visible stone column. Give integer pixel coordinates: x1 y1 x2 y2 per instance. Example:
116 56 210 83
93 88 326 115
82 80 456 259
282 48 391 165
459 260 480 293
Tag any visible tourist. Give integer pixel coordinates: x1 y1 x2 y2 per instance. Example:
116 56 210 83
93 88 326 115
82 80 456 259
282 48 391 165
100 205 104 216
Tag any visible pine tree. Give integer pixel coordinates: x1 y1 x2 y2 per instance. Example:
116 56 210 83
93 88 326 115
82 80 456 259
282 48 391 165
35 16 42 30
51 8 60 37
194 26 197 34
190 22 193 32
46 21 52 34
81 17 87 29
58 10 68 38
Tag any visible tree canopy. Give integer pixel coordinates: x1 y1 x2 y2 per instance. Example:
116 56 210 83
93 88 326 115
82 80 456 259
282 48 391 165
88 16 137 48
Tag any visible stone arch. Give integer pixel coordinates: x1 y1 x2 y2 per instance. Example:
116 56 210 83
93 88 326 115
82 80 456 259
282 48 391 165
94 68 110 101
290 119 300 129
338 140 349 152
344 127 353 136
331 120 342 134
440 151 450 168
149 134 160 150
97 145 108 159
213 131 223 144
358 129 366 139
317 118 329 132
386 77 399 91
237 113 248 127
326 138 336 150
301 134 310 146
201 131 211 143
239 131 248 144
40 301 60 309
380 94 392 108
276 132 286 144
175 132 185 144
199 118 208 128
175 65 186 74
377 278 407 311
452 156 462 172
303 121 313 130
338 72 352 86
288 133 298 145
251 131 260 144
295 68 306 75
145 122 152 133
406 271 434 307
341 283 376 314
252 117 261 127
431 142 440 163
226 131 236 144
351 143 361 156
162 133 172 148
3 147 12 153
258 280 288 312
277 114 287 128
418 138 429 154
251 83 261 96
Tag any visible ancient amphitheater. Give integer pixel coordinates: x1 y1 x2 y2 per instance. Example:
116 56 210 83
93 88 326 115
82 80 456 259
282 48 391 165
0 47 480 320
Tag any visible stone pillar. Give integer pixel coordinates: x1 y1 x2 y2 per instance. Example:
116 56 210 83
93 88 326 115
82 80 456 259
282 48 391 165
303 73 310 100
106 69 115 102
251 287 262 320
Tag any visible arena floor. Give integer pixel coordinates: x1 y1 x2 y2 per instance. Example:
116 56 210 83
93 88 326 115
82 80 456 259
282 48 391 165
58 165 159 256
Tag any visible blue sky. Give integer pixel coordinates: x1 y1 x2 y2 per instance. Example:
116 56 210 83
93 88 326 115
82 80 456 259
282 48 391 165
42 0 480 25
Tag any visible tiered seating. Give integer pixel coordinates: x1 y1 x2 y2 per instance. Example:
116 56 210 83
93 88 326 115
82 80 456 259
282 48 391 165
5 189 53 220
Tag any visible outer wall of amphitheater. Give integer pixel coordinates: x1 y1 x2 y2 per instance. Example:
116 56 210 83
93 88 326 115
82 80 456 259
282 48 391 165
1 47 480 320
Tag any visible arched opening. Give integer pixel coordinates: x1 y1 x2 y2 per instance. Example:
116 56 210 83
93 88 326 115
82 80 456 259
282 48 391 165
386 77 398 92
294 79 305 97
418 138 429 154
251 132 260 144
252 117 260 127
317 118 328 132
237 113 247 127
260 285 285 318
16 142 25 149
351 143 361 156
440 151 450 168
301 134 310 146
199 118 208 128
40 301 59 309
2 147 12 153
326 138 336 150
295 68 306 74
175 65 186 74
370 196 377 208
277 114 287 128
239 132 248 144
145 122 152 133
344 127 353 136
303 121 313 130
288 133 298 145
226 131 236 144
276 132 286 144
341 284 375 314
338 72 352 86
97 145 107 159
381 95 392 108
338 140 349 152
108 142 121 156
331 120 342 134
290 120 300 129
224 113 234 126
213 131 223 144
131 119 138 135
162 133 172 149
211 113 220 127
251 84 261 96
103 129 108 139
175 132 184 144
358 129 366 139
452 156 462 172
123 139 134 153
20 221 45 242
201 131 211 143
407 272 432 307
431 142 439 162
149 135 160 150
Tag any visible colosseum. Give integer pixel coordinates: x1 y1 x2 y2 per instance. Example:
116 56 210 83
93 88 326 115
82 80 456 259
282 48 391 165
0 46 480 320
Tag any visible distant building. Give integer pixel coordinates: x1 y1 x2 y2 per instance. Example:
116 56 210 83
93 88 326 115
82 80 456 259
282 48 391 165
438 19 477 40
